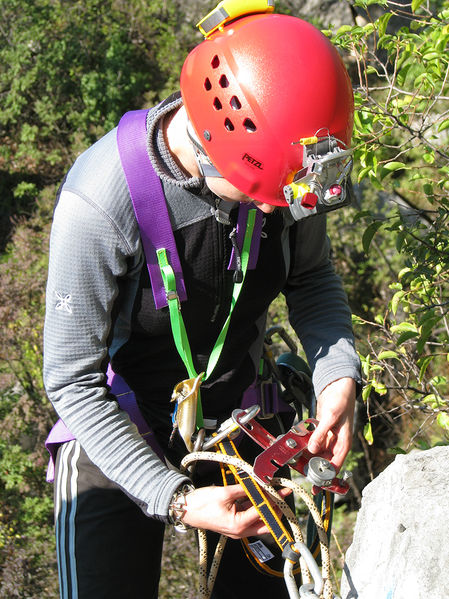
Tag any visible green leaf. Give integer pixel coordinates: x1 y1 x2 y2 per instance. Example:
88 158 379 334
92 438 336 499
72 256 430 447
396 330 419 345
388 446 407 455
437 413 449 431
422 51 441 61
430 375 447 388
352 314 366 326
390 322 418 334
378 350 399 360
372 380 387 395
418 355 433 380
364 422 374 445
383 161 410 172
376 12 392 38
412 0 426 11
337 25 353 35
362 384 372 403
422 394 438 408
437 119 449 133
362 221 383 254
398 267 412 280
395 230 407 252
391 291 405 315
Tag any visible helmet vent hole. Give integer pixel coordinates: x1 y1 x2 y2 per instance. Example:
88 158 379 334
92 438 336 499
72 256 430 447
219 75 229 88
204 78 212 91
243 118 257 133
230 96 241 110
213 97 222 110
211 55 220 69
224 118 235 131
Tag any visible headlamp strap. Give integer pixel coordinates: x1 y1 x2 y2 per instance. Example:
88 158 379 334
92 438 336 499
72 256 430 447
186 121 223 179
197 0 275 38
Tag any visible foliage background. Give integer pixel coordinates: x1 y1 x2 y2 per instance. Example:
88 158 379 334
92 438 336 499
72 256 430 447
0 0 447 596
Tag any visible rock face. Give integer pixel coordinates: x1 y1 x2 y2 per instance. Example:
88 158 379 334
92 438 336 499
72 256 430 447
341 446 449 599
293 0 355 27
178 0 356 29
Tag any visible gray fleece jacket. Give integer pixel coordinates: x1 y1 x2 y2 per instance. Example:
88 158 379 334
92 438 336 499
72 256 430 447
43 94 361 522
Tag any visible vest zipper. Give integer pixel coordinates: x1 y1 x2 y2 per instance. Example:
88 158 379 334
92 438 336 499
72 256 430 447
210 219 226 323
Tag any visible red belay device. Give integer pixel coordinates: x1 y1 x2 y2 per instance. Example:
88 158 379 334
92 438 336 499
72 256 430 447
233 408 349 495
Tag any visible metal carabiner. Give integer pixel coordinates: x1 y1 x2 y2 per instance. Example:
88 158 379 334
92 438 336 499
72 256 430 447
283 541 323 599
202 405 260 451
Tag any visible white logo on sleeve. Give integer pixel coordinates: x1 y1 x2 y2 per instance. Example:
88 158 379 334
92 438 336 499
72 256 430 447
55 291 73 314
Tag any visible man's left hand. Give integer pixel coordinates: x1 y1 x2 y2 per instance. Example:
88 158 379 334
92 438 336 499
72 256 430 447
307 377 356 472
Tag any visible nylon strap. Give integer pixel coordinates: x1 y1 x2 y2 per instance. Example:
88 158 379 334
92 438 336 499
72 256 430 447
117 109 187 309
157 207 257 428
217 437 295 553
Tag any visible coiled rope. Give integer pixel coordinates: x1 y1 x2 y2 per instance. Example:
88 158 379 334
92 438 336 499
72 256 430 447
181 450 334 599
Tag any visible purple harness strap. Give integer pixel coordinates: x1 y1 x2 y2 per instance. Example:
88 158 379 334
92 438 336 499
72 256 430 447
45 368 164 483
117 109 187 309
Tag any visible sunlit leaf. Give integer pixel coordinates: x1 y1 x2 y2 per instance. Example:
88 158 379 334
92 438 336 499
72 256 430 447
364 422 374 445
437 413 449 431
378 350 399 360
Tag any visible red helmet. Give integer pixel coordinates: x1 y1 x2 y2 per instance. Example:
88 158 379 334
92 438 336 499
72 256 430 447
180 13 354 206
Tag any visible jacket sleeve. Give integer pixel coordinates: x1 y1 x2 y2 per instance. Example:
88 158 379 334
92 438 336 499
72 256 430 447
43 189 190 520
283 214 361 397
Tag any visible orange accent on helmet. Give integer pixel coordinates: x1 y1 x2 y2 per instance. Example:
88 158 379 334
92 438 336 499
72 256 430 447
180 13 354 206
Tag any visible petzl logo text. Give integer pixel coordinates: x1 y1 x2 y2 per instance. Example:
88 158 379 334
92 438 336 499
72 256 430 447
242 153 263 170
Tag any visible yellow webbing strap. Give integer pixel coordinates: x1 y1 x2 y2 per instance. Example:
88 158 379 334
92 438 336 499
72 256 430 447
216 438 294 553
218 458 286 577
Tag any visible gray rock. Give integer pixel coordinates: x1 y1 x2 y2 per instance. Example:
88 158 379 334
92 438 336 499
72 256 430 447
176 0 356 30
293 0 355 28
341 446 449 599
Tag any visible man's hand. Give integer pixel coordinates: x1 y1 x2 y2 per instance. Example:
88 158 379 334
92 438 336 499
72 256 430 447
307 377 356 472
180 484 290 539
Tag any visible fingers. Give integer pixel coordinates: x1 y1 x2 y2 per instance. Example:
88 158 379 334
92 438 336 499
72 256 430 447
307 419 330 455
308 377 356 469
181 484 292 539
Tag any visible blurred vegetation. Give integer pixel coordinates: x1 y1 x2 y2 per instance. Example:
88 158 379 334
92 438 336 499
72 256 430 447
0 0 447 596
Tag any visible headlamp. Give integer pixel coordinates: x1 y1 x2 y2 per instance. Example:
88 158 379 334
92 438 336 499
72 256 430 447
284 134 353 221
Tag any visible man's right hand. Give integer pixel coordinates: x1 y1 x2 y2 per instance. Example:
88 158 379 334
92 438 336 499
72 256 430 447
181 484 290 539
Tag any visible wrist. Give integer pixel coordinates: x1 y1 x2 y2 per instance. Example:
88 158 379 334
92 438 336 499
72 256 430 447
168 483 195 533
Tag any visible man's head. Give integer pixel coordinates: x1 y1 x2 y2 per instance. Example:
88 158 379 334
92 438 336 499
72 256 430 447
180 11 354 218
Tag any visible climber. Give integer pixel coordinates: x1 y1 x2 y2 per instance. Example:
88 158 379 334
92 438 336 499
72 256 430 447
43 2 360 597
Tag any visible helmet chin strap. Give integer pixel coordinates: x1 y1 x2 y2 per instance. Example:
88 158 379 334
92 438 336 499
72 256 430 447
186 119 237 225
186 120 223 178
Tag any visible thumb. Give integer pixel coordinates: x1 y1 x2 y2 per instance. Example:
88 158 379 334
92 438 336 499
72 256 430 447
222 484 249 502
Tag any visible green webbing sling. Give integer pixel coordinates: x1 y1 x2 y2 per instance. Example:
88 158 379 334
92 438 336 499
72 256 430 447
157 207 257 429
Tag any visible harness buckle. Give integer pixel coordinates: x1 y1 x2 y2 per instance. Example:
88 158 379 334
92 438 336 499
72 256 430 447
166 289 180 309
